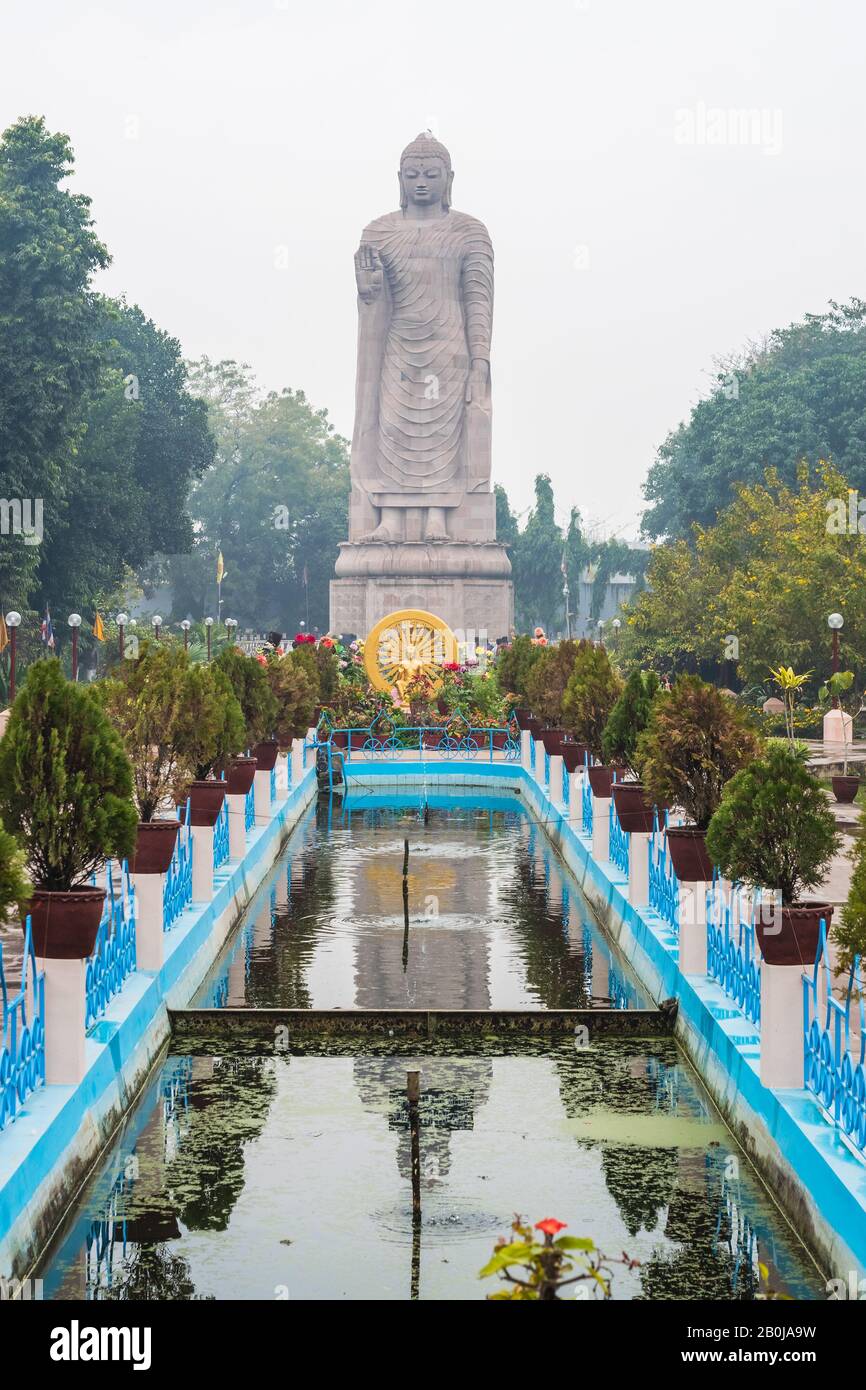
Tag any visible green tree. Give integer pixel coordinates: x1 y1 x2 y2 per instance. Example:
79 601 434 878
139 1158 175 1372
643 299 866 541
0 116 109 606
214 646 278 747
496 634 543 701
176 662 245 781
0 817 30 920
167 360 350 631
602 668 660 775
265 654 316 749
100 641 197 821
525 639 583 725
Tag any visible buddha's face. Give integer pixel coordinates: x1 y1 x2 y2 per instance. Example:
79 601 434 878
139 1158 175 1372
400 156 448 207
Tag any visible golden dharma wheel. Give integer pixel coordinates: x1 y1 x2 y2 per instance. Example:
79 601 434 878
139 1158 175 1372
364 609 459 699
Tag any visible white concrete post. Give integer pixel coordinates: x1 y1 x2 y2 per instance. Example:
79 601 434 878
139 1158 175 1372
549 753 564 807
227 791 247 861
190 824 214 902
568 770 583 824
131 871 165 972
275 752 289 800
254 769 271 824
42 957 87 1085
520 729 532 770
534 738 546 787
760 964 805 1088
628 831 651 907
678 881 711 974
291 737 304 786
592 794 612 863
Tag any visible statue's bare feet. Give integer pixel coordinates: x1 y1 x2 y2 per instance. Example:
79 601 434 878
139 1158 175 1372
423 506 449 542
423 526 449 542
359 522 398 543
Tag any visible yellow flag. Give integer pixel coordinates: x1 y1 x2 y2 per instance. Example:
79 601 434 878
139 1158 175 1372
93 612 105 641
216 551 225 585
0 613 7 654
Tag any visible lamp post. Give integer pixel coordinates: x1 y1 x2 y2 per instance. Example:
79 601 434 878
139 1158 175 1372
116 612 128 663
205 616 214 662
68 613 82 681
181 619 191 652
563 578 571 640
597 618 605 648
612 617 621 650
225 617 238 647
828 613 844 708
5 611 21 701
151 614 162 642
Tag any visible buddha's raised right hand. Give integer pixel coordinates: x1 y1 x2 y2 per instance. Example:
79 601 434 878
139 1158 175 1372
354 243 384 303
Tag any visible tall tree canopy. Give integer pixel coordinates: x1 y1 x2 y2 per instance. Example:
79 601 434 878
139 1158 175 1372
166 358 350 632
643 299 866 541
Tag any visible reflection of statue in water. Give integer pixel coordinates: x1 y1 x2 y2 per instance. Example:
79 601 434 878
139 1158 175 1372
351 132 493 544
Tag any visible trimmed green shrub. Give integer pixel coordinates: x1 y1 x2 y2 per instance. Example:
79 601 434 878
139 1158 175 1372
176 663 246 780
637 676 762 828
525 640 584 725
601 669 660 775
496 635 543 701
561 644 623 755
215 646 278 746
100 641 196 821
0 659 137 890
266 654 316 749
705 742 839 903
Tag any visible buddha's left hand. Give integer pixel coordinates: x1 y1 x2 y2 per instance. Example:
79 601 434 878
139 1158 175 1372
466 358 490 405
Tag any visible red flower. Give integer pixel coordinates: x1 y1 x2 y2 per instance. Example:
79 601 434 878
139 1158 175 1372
535 1218 567 1237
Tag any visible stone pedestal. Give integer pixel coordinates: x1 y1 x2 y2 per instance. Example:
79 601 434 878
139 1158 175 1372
254 769 271 825
549 753 564 806
678 881 711 974
533 737 546 788
520 730 532 771
592 795 612 863
275 753 289 801
628 831 651 907
227 792 247 861
190 824 214 903
43 957 87 1086
568 770 583 823
760 963 804 1088
330 538 513 639
131 871 165 972
291 738 304 786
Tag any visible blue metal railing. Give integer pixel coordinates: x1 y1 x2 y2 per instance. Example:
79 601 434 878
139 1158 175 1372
323 710 521 763
648 816 679 934
707 881 761 1025
244 784 255 832
213 797 229 871
0 916 45 1131
803 921 866 1152
543 749 550 786
561 759 570 807
581 774 593 834
270 766 276 802
86 862 137 1029
163 801 193 931
609 798 629 875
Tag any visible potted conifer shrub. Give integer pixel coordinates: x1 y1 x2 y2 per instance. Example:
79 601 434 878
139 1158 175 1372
178 664 245 826
819 670 864 803
216 645 279 771
0 661 137 957
101 641 192 873
706 742 840 965
603 669 661 831
638 676 762 881
563 642 623 795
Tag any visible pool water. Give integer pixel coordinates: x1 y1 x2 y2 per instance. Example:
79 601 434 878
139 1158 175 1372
33 793 824 1300
192 794 650 1011
36 1038 823 1300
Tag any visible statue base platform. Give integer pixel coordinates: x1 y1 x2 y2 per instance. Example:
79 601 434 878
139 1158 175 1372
330 540 513 640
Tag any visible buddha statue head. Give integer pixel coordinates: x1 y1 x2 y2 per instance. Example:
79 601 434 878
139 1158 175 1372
398 131 454 213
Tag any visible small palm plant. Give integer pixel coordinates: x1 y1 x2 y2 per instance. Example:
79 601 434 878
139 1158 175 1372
769 665 812 746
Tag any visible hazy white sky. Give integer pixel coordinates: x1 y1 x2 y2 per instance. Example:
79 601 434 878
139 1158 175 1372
2 0 863 537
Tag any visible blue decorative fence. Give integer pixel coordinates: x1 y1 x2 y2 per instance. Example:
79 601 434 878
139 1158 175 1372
326 710 521 763
244 785 255 832
609 799 629 875
803 921 866 1152
163 801 193 931
707 882 761 1026
581 774 593 835
213 797 229 872
270 766 277 802
561 759 570 807
0 916 45 1131
648 819 679 934
86 862 137 1029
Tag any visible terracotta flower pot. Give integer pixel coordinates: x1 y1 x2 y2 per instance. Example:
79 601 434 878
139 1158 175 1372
187 779 227 827
611 782 655 833
26 887 106 960
665 826 714 881
423 729 445 750
491 730 508 749
561 743 589 774
526 718 543 739
756 903 832 967
587 765 617 798
832 775 860 804
251 739 280 772
227 757 257 795
513 708 534 730
540 728 565 756
130 819 181 874
331 731 349 749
